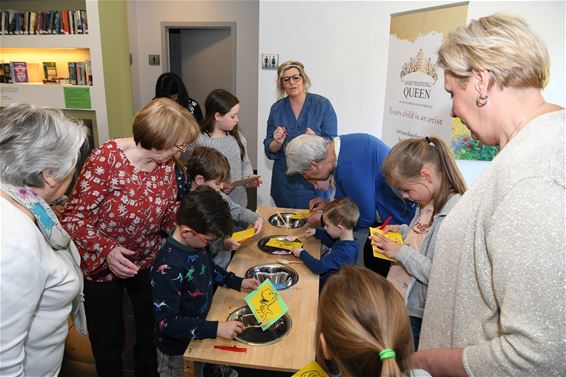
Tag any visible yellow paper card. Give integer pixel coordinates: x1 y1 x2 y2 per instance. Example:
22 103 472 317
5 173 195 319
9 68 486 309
369 227 404 262
291 360 330 377
290 209 312 220
265 238 302 250
231 227 255 243
245 279 288 331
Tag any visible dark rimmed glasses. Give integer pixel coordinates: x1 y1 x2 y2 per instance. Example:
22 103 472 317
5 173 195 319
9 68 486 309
280 74 302 85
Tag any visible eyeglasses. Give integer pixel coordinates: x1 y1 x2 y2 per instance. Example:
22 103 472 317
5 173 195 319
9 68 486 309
186 226 215 246
174 143 189 152
280 74 302 85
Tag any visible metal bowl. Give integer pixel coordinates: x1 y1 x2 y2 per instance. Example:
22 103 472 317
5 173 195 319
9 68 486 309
257 235 303 255
245 263 299 290
227 305 292 346
268 213 307 229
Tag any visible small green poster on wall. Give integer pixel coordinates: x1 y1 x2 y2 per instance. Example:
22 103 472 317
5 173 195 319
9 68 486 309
64 87 91 109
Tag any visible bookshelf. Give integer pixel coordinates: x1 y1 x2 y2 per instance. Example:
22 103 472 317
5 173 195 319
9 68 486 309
0 0 109 146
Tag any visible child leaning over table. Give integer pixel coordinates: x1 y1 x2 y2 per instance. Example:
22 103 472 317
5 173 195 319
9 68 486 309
290 197 359 290
151 186 259 377
185 146 264 269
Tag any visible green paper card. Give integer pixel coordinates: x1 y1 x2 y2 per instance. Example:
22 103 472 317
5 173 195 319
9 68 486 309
245 279 288 331
64 87 91 109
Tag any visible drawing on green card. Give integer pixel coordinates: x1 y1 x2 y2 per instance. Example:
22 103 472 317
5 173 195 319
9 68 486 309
245 279 288 331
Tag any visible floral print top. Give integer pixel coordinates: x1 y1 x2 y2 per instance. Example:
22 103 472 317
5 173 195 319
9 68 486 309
61 140 178 282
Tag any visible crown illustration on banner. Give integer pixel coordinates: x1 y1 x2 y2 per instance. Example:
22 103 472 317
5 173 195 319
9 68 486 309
400 49 438 83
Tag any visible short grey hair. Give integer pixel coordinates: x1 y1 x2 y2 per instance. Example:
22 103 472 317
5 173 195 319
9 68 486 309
286 134 330 175
0 103 88 188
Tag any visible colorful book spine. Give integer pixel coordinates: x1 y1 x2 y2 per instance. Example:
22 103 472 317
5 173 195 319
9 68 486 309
11 61 28 83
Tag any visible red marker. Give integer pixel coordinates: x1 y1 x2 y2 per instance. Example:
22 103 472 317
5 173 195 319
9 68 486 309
379 216 393 230
214 345 247 353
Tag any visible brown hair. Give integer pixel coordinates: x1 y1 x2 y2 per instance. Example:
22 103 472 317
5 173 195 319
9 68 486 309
316 266 413 377
323 197 360 230
382 136 467 224
133 97 199 151
185 146 230 184
200 89 246 161
276 60 312 98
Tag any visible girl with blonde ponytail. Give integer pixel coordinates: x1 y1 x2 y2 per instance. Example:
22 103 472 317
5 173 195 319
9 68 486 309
316 266 431 377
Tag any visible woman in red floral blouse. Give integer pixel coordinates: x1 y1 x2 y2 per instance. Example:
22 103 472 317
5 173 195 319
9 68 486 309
61 98 199 377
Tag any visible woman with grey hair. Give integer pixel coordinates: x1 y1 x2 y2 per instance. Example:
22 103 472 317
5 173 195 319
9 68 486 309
263 60 338 209
413 14 564 376
0 103 88 376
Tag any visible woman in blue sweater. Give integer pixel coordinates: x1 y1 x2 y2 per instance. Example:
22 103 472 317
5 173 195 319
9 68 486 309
263 60 337 209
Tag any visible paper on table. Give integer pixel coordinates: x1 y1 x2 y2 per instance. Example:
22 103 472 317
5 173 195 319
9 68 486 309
291 360 330 377
245 279 288 331
230 176 261 187
231 227 255 243
369 227 404 262
265 238 302 250
289 209 313 219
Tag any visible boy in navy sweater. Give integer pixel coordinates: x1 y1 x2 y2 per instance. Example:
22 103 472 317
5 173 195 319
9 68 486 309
290 197 359 289
151 186 259 376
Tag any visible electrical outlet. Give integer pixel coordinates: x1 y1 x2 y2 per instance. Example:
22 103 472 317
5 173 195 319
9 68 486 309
148 54 160 66
261 54 279 70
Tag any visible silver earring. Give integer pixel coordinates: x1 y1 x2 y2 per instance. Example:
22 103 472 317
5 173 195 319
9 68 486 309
476 92 488 107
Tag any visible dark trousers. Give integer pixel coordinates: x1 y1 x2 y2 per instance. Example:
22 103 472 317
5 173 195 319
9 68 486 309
84 269 158 377
410 316 423 351
363 236 391 277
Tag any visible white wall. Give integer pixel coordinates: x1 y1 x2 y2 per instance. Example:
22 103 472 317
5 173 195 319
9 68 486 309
257 0 565 206
127 0 259 164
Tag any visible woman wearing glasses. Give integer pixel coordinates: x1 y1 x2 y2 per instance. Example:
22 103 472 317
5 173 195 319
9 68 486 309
263 60 338 209
61 98 199 377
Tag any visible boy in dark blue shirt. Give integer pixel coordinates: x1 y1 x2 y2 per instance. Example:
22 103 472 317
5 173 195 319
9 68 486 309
151 186 259 376
290 197 359 289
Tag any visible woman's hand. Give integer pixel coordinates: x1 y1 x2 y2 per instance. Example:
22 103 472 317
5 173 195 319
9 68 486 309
253 219 264 235
368 232 401 258
217 321 244 340
309 198 328 211
273 126 287 145
290 247 303 258
224 238 241 251
306 211 322 227
107 246 139 279
241 278 260 292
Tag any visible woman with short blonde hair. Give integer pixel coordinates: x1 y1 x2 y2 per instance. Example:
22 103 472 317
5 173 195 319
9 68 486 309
413 14 565 376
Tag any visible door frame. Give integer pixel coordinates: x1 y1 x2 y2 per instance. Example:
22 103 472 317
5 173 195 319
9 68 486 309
160 22 237 93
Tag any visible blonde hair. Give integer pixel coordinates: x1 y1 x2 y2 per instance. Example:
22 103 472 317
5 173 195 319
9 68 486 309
276 60 312 98
316 266 413 377
437 13 550 89
323 197 360 230
133 97 199 151
382 137 466 224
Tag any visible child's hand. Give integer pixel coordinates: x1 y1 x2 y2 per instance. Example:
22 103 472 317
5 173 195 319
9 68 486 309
306 211 322 227
290 248 303 258
222 184 235 194
224 238 241 251
303 228 316 237
245 174 262 188
382 224 400 233
217 321 244 340
253 219 264 235
368 232 401 258
241 278 260 292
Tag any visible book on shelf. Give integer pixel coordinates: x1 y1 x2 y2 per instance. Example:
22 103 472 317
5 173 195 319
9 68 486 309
42 62 57 80
68 62 77 85
85 60 92 85
11 62 28 83
1 63 12 83
0 9 87 35
75 61 86 85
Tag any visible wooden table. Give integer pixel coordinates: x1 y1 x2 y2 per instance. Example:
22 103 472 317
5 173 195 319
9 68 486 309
183 207 320 376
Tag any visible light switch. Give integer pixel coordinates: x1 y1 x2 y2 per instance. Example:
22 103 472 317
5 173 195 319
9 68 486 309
149 54 160 66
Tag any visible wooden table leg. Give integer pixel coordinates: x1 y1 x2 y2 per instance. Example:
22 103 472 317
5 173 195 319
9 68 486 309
184 358 196 377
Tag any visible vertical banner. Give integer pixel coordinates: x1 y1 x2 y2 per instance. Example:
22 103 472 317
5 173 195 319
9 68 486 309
382 3 488 158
